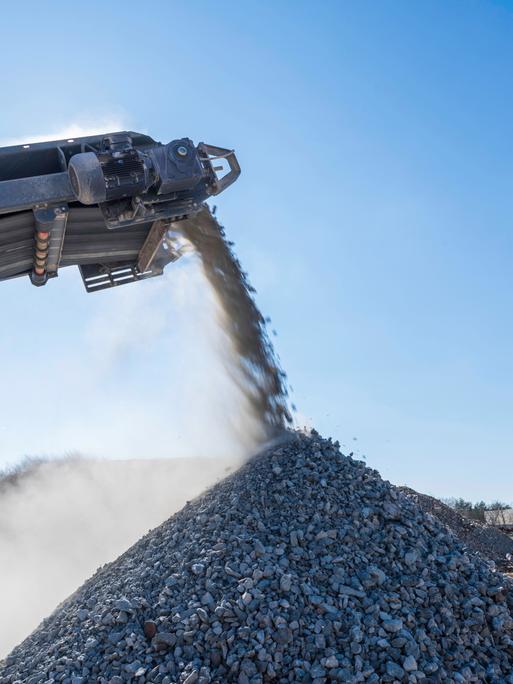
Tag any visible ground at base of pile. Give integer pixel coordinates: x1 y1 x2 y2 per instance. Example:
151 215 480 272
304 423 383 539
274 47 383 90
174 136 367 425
2 431 513 684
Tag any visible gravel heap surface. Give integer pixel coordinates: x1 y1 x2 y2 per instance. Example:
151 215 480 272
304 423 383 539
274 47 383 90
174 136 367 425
399 488 513 574
2 432 513 684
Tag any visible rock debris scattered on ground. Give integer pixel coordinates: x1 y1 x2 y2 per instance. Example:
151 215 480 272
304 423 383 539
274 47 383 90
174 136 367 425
399 488 513 574
2 431 513 683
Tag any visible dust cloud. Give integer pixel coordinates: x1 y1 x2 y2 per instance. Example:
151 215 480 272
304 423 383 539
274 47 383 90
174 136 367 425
0 456 239 657
0 249 276 465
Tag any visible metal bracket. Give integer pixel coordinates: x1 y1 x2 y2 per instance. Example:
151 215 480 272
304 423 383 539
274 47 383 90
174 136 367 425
137 219 182 273
198 143 241 196
79 262 161 293
137 220 168 273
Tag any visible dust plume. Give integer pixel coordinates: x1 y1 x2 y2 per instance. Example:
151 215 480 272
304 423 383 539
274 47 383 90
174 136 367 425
0 455 239 657
0 250 276 465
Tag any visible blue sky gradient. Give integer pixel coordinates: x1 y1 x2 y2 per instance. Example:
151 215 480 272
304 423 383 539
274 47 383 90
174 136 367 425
1 0 512 501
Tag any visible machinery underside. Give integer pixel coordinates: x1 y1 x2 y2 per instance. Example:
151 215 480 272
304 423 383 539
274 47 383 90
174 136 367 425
0 207 170 292
0 131 240 292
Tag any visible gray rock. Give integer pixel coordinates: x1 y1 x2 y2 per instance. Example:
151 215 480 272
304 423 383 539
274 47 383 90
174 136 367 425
114 597 132 612
383 618 403 633
152 632 176 650
403 655 417 672
279 574 292 592
84 637 98 650
386 661 404 678
324 655 338 668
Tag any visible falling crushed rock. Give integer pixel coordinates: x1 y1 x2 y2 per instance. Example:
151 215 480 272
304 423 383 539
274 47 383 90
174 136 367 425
180 207 290 436
2 432 513 683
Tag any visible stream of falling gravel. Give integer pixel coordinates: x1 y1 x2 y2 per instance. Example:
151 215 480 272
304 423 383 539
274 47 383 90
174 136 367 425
178 206 291 437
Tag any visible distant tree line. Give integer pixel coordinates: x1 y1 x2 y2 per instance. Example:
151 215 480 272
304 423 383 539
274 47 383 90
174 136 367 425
443 498 511 523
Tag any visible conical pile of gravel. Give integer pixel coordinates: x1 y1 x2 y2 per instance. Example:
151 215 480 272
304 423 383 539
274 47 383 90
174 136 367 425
2 432 513 683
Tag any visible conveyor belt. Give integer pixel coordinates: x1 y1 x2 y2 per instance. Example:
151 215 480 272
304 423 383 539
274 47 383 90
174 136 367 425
0 206 152 280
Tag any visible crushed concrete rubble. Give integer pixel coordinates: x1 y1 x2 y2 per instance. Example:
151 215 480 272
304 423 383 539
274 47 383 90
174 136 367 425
2 432 513 683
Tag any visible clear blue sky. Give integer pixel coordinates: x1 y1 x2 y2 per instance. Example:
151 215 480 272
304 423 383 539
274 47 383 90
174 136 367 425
0 0 512 502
